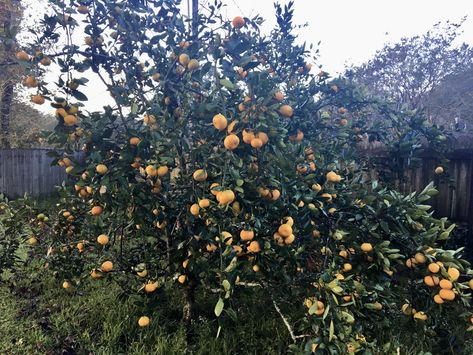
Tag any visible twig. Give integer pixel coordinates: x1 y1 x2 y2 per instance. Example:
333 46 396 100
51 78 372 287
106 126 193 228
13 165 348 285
272 298 310 341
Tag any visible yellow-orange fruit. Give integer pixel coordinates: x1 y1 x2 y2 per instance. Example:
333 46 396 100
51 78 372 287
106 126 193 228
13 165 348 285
96 164 108 175
16 50 30 61
178 53 190 66
62 281 71 289
31 95 45 105
188 59 200 71
270 189 281 200
314 301 325 316
284 234 295 245
232 16 245 28
63 115 77 126
279 104 294 118
212 113 227 130
24 76 38 87
250 138 263 149
157 166 169 177
91 206 103 216
255 132 269 145
224 134 240 150
428 262 440 273
360 243 373 252
193 169 208 181
101 260 113 272
198 199 210 208
216 190 235 205
278 224 292 238
414 252 426 264
144 282 159 293
178 275 187 284
438 288 455 301
439 279 453 290
129 137 141 145
190 203 200 216
138 316 150 327
248 241 261 253
210 183 220 195
145 165 158 176
447 267 460 282
240 229 254 241
97 234 109 245
326 171 341 183
242 129 255 144
433 294 444 304
434 166 444 174
424 275 440 287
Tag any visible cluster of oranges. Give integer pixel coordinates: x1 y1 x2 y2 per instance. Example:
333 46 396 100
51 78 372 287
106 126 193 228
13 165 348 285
273 217 296 246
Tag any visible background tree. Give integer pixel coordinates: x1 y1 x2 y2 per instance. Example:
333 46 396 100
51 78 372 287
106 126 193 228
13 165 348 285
347 20 473 129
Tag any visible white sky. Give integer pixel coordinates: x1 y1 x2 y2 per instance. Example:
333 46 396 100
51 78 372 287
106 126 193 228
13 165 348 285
25 0 473 113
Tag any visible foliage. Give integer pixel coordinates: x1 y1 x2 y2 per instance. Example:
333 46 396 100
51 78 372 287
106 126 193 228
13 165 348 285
347 20 473 129
7 0 473 353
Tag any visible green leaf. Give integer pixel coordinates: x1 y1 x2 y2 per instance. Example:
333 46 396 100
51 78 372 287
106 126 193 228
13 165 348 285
220 79 235 90
329 320 335 341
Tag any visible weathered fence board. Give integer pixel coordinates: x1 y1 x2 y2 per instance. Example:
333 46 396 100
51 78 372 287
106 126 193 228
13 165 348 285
0 149 66 198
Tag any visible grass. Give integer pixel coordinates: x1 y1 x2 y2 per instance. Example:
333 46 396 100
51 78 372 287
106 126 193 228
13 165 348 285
0 255 292 354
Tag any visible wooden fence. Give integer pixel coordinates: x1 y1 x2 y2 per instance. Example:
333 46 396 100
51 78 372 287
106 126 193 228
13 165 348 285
0 149 66 198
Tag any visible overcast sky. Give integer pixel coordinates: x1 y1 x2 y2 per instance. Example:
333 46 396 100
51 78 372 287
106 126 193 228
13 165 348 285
27 0 473 113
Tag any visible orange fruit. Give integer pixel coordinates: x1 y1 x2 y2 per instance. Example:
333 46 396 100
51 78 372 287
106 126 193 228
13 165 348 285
97 234 109 245
190 203 200 216
178 53 190 66
240 229 254 241
284 234 295 245
91 206 103 216
210 183 220 195
16 50 30 61
424 275 439 287
439 289 455 301
427 262 440 273
27 236 38 246
433 294 444 304
248 241 261 253
144 282 159 293
242 129 255 144
188 59 200 71
255 132 269 145
193 169 208 182
447 267 460 282
40 56 51 66
62 281 71 289
339 250 348 258
250 138 263 149
178 275 187 284
31 95 45 105
224 134 240 150
101 260 113 272
413 311 427 321
326 171 341 183
157 166 169 177
360 243 373 252
63 115 77 126
434 166 444 174
469 279 473 290
279 104 293 118
138 316 150 327
216 190 235 205
145 165 158 176
270 189 281 201
198 199 210 208
414 252 426 264
24 76 38 87
129 137 141 145
439 279 453 290
96 164 108 175
232 16 245 28
314 301 325 316
343 263 352 272
212 113 227 130
278 224 292 238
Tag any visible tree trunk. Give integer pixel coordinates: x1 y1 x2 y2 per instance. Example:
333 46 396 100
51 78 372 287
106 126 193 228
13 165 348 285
0 80 13 148
182 281 197 344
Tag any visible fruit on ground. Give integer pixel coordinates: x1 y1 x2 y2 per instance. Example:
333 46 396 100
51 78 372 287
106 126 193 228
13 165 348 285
138 316 150 327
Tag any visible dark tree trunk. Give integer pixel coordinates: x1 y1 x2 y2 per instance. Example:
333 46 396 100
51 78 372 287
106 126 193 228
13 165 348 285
182 280 197 344
0 80 13 148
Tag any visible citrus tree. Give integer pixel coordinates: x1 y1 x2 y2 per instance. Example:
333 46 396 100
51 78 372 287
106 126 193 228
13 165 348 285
13 0 473 352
